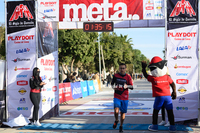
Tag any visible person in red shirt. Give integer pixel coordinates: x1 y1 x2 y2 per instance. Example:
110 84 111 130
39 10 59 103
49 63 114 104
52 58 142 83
141 56 176 132
111 63 133 133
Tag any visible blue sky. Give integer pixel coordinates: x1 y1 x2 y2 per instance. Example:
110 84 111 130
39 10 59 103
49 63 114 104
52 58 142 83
0 0 165 60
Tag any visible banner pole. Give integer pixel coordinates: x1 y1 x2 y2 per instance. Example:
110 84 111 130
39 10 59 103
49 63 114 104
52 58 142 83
198 0 200 126
98 32 101 87
4 0 8 122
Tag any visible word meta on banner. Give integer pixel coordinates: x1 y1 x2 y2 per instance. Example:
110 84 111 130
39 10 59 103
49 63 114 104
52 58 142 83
83 22 113 32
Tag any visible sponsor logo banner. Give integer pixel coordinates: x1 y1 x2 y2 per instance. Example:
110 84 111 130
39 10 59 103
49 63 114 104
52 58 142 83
143 0 164 19
38 0 59 22
167 1 198 122
71 82 82 99
37 51 59 119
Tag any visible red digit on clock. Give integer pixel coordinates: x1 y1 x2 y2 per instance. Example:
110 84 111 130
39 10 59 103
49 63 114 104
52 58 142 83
99 24 102 30
85 24 89 31
95 24 98 30
107 24 112 30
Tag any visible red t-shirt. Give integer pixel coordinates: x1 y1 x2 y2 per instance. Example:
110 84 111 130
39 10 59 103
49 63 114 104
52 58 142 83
111 73 133 100
147 75 173 97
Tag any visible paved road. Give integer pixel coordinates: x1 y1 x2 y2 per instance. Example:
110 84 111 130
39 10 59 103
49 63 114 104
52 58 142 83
1 79 200 133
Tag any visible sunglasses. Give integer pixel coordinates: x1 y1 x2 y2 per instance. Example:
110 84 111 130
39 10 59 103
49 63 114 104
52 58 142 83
120 68 125 69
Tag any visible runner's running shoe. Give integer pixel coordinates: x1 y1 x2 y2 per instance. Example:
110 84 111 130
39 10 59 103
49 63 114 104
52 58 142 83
113 120 119 129
119 125 123 132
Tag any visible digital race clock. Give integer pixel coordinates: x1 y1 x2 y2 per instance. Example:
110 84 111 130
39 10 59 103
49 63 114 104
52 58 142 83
83 22 113 32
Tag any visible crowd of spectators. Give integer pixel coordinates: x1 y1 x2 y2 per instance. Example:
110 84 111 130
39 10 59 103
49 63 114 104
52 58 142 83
59 68 144 84
59 69 101 83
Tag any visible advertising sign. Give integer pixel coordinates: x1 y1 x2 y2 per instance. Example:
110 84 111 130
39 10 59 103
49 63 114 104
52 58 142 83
71 82 82 99
166 0 199 122
6 1 36 121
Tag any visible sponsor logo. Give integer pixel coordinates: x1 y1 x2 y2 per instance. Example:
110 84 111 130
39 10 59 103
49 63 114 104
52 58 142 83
178 86 187 94
146 13 151 17
176 79 189 84
9 4 34 21
156 6 162 10
14 67 30 71
16 74 28 78
51 97 55 102
12 58 30 62
17 107 28 111
44 8 55 13
18 88 27 95
42 16 56 19
62 0 142 22
155 14 163 17
83 87 87 92
49 77 57 82
89 86 93 90
16 48 30 54
19 98 26 104
47 97 51 104
52 86 57 92
41 75 47 81
63 87 71 93
41 88 46 92
145 6 154 10
8 35 34 41
40 59 55 66
72 87 82 95
176 45 191 51
47 88 52 91
176 107 188 110
170 0 196 17
172 55 192 60
176 72 188 76
17 80 28 86
168 32 197 37
179 97 185 103
40 2 57 7
42 96 46 105
174 64 191 69
155 1 162 3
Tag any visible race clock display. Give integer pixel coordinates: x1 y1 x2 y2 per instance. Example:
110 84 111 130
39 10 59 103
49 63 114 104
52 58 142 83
83 22 113 32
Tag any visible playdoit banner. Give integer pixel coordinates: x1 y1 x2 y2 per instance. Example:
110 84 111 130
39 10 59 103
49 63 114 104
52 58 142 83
6 1 36 121
37 51 59 119
166 0 198 122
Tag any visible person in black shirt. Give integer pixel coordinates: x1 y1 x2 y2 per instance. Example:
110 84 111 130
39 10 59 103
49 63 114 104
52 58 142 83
29 67 46 126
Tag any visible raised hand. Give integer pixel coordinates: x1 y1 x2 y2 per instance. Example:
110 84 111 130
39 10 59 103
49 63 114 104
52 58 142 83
141 61 147 69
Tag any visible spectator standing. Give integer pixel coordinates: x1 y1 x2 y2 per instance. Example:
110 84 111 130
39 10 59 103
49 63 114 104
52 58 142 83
82 70 89 80
107 73 112 87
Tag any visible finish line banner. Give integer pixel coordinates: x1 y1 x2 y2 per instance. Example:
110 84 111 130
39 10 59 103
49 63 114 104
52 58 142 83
166 0 199 122
58 0 165 29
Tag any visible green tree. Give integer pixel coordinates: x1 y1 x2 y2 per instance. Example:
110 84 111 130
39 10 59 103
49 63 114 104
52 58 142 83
99 32 134 72
58 29 98 73
0 23 5 59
